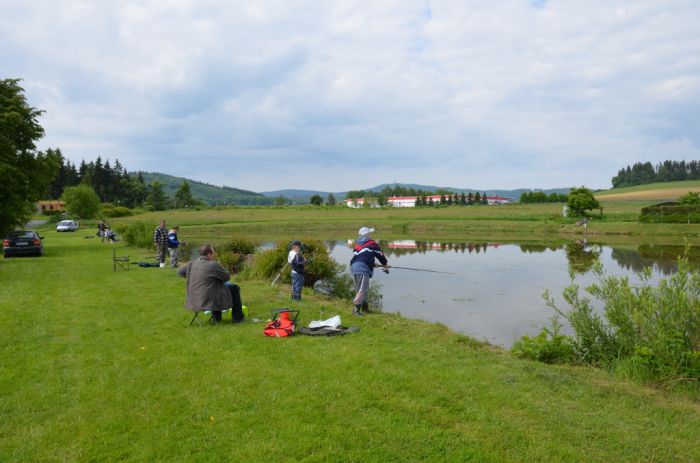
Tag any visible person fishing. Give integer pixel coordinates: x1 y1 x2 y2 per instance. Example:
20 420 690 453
288 240 307 300
350 226 389 316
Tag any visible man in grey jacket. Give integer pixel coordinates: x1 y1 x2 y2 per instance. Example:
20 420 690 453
178 244 244 322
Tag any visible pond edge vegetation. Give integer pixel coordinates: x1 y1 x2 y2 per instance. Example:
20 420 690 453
513 250 700 387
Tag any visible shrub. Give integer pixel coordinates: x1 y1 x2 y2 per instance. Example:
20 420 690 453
541 256 700 382
511 317 575 364
102 206 134 218
115 221 157 248
639 203 700 223
218 237 259 256
217 237 259 274
679 191 700 205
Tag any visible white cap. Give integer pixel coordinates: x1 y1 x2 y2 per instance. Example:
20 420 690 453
358 226 374 236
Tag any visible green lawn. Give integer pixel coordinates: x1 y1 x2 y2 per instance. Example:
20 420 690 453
1 228 699 461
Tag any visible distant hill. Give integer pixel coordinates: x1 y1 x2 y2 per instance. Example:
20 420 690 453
138 172 274 205
262 184 570 202
596 180 700 202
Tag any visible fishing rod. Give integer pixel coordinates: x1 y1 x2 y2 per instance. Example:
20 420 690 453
374 264 457 275
270 263 288 286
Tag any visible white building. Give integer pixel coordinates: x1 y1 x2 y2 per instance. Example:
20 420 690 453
345 194 511 208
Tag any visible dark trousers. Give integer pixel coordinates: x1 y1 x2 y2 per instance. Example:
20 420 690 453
211 283 244 322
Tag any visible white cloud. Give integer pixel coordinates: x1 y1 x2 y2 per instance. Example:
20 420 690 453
2 0 699 191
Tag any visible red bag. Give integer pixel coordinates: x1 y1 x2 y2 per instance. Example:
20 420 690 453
263 309 299 337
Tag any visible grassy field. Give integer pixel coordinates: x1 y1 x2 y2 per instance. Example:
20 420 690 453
596 180 700 201
2 227 700 461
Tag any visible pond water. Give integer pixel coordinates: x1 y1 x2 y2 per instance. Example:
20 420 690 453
325 239 694 347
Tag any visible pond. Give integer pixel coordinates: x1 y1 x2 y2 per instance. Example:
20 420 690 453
326 239 695 347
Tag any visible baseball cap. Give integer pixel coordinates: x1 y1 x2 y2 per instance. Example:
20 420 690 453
358 226 374 236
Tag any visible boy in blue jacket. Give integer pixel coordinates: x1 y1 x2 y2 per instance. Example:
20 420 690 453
167 225 182 268
350 227 389 316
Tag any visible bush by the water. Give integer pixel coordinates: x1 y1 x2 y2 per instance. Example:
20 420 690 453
115 221 157 248
217 237 259 274
529 258 700 383
639 203 700 223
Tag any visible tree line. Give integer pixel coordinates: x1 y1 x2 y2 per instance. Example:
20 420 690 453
519 191 568 203
45 150 200 210
612 160 700 188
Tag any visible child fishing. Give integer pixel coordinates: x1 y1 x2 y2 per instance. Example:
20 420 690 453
288 240 307 300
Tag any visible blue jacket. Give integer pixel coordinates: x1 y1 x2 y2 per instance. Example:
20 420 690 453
350 237 387 277
167 230 180 248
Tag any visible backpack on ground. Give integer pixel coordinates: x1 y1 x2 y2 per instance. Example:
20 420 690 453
263 308 300 337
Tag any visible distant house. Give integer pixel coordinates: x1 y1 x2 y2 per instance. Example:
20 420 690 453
485 195 512 205
37 200 66 212
345 195 512 208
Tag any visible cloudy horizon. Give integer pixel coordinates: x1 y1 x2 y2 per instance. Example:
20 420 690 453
3 1 699 192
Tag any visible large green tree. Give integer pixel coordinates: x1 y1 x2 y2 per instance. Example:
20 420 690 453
61 184 101 219
0 79 60 236
567 186 600 217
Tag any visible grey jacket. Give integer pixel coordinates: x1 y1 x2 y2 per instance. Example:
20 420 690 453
178 256 232 311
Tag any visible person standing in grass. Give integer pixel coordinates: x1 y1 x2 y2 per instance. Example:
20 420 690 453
350 227 388 316
167 225 184 268
153 219 168 268
178 244 244 323
288 240 307 300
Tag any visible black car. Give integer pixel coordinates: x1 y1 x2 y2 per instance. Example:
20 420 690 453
3 230 44 257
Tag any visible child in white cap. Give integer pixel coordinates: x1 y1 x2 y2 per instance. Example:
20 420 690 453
349 227 388 316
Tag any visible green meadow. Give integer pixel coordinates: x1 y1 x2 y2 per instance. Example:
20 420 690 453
2 217 700 462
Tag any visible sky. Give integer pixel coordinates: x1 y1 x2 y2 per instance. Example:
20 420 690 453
2 1 700 192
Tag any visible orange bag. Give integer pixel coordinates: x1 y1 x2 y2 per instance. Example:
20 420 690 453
263 309 299 337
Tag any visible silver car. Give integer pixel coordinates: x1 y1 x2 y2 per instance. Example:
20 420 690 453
56 220 79 232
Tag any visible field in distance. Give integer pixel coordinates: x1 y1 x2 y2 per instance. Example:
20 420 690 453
596 180 700 201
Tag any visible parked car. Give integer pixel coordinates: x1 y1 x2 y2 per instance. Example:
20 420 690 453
56 220 79 232
3 230 44 257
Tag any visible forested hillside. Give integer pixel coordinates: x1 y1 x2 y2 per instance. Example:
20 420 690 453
139 172 273 206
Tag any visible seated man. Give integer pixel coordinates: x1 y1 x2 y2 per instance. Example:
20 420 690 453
178 244 244 322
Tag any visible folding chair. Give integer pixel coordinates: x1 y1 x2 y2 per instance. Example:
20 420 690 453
112 248 129 271
189 308 232 326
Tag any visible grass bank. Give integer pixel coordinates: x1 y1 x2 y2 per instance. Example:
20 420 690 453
1 230 699 461
107 203 700 245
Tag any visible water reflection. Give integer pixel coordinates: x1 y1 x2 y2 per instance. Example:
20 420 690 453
565 240 601 275
371 239 695 275
328 239 698 347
